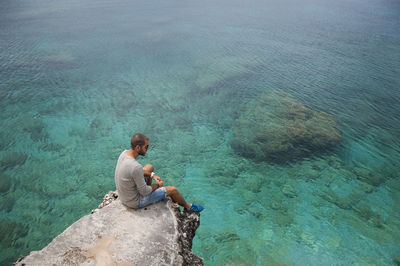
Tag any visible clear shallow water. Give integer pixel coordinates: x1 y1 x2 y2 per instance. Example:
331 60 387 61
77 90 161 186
1 0 400 264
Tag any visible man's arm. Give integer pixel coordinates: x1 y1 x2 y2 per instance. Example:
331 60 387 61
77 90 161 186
152 174 162 182
143 173 152 185
133 166 153 196
151 183 160 192
144 171 164 187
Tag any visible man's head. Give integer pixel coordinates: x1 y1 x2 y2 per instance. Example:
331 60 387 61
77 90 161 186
131 133 149 156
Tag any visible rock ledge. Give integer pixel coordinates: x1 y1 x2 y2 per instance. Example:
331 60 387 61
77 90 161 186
15 191 203 266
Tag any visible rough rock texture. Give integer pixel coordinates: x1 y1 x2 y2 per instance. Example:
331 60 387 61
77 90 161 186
15 191 203 266
231 90 342 163
171 207 202 265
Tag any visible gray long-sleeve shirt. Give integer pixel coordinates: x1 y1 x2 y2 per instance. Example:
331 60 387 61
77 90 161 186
114 150 152 208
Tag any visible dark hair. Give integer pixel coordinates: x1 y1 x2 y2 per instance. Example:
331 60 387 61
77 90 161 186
131 133 148 149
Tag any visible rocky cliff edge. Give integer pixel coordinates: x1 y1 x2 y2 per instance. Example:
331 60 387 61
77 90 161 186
14 191 203 266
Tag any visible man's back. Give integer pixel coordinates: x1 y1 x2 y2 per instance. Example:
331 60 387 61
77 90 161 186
115 150 151 208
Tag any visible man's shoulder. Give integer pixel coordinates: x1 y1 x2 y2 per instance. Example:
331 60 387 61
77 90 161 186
117 152 140 168
120 157 141 168
124 158 142 170
131 163 143 174
118 150 129 160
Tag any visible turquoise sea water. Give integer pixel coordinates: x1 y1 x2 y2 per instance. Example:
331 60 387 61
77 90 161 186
1 0 400 264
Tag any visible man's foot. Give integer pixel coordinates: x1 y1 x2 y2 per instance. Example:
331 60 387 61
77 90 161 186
184 204 204 213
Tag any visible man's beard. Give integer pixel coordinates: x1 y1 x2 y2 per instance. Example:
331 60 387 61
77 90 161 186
138 148 146 156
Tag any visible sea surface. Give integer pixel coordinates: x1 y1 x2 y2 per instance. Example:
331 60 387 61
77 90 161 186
1 0 400 265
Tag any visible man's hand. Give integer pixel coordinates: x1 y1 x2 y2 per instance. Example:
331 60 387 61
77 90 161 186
156 179 164 187
153 175 163 187
151 179 163 191
153 175 162 182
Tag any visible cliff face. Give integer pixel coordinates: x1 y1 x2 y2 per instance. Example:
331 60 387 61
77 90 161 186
15 191 203 266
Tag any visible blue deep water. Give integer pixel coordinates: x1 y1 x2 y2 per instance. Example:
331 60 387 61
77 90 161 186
1 0 400 264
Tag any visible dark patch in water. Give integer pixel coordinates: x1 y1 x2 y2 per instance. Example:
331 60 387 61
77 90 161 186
0 172 12 193
40 143 64 152
214 229 240 243
21 116 48 141
0 152 27 170
231 90 342 163
0 218 29 248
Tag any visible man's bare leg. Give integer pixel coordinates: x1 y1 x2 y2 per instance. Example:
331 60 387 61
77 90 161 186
165 186 191 210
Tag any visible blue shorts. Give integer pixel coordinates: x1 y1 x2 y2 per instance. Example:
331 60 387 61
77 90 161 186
137 187 167 208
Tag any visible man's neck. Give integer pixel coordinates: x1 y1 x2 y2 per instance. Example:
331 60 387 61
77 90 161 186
126 149 138 159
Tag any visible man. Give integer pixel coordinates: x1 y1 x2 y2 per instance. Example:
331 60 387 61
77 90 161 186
115 133 203 213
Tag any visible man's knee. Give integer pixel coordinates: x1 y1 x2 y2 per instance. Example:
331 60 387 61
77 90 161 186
143 164 154 176
165 186 177 196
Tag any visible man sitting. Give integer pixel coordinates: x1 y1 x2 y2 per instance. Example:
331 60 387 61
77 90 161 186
114 133 203 213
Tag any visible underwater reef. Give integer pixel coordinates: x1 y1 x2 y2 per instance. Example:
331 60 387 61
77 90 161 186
231 90 342 163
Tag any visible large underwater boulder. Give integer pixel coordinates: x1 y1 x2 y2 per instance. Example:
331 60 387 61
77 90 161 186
231 90 342 163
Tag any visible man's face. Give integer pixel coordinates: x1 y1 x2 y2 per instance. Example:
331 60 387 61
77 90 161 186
138 140 149 156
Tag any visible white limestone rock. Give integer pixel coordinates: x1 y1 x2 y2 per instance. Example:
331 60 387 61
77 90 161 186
15 191 203 266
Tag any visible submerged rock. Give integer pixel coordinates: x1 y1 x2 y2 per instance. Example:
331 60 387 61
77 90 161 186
21 115 48 141
231 90 342 163
0 152 27 170
281 184 297 198
15 191 203 266
353 166 385 187
0 190 20 213
393 256 400 266
40 143 64 152
214 228 240 243
0 218 28 249
272 212 294 227
0 173 12 193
